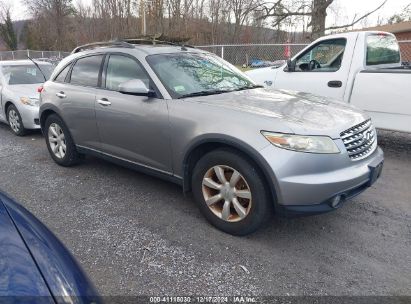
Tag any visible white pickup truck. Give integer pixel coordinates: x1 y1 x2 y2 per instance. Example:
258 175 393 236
246 31 411 133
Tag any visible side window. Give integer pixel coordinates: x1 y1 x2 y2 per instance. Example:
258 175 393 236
54 64 71 83
105 55 149 91
70 55 103 87
366 34 400 65
295 38 346 72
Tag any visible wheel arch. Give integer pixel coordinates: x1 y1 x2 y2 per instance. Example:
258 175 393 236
4 101 15 119
39 105 63 132
182 135 280 208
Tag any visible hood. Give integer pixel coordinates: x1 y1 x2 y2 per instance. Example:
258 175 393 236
0 192 99 301
4 84 41 100
187 88 368 138
245 66 282 86
0 198 52 298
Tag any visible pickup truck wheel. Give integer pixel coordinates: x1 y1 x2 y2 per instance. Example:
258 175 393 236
7 105 27 136
192 149 272 236
45 114 79 167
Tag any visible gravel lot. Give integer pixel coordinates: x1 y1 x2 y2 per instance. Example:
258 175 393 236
0 123 410 296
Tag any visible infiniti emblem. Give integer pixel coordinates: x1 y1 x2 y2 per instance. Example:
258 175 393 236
364 131 372 142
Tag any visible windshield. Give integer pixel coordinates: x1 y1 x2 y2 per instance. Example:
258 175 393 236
2 64 53 85
146 52 256 98
366 34 400 66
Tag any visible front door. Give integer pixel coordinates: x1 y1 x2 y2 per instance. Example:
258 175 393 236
95 53 172 173
274 38 352 101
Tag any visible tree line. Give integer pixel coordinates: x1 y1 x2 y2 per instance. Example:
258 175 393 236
0 0 394 51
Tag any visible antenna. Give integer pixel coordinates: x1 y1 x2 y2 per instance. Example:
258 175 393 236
27 56 47 82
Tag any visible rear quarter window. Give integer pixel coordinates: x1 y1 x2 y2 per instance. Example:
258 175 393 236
54 64 71 83
366 34 400 66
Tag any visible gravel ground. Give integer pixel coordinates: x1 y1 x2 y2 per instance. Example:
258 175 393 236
0 123 410 296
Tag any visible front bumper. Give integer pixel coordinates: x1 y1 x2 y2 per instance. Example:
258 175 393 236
18 104 40 129
259 143 384 217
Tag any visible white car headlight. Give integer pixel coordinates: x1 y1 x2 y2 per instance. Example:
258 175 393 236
20 97 39 107
262 131 340 154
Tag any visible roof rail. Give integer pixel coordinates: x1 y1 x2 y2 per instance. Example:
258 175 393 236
71 40 133 54
123 38 195 49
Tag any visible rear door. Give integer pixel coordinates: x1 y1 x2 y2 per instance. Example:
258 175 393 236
94 53 172 173
56 54 104 149
274 37 353 100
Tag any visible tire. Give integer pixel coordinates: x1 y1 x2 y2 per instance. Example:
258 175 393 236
191 149 273 236
7 104 27 136
44 114 80 166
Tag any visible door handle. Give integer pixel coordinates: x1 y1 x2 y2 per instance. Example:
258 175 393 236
97 98 111 106
328 80 342 88
56 92 66 98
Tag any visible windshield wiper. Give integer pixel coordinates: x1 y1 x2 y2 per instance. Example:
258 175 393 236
233 84 264 91
177 85 263 99
178 89 232 99
27 56 47 81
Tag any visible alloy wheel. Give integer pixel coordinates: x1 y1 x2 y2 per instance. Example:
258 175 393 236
48 123 67 159
8 109 21 133
202 165 252 222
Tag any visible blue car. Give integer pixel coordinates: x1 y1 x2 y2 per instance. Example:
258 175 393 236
0 191 99 303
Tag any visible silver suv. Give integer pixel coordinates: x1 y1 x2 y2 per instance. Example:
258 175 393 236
39 40 384 235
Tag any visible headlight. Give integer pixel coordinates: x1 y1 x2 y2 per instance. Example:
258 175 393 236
261 131 340 154
20 97 39 107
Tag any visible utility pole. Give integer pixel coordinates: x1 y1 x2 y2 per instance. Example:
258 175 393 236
141 0 155 36
141 0 147 36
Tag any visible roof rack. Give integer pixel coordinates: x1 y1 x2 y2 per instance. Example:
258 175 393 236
123 38 195 49
71 38 195 54
71 41 133 54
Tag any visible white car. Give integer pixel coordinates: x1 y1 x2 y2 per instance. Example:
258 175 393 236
0 60 54 136
246 31 411 133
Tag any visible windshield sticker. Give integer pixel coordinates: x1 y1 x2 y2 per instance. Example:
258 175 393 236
27 68 37 76
174 85 186 92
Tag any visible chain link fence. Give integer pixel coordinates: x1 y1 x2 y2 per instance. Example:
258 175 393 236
0 50 71 64
197 43 308 67
0 41 410 66
398 41 411 63
198 41 411 66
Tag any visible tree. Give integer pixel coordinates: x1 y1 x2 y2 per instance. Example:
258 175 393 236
260 0 387 40
0 6 17 50
25 0 75 49
229 0 262 43
208 0 226 44
387 3 411 24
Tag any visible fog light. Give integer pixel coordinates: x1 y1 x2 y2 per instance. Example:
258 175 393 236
330 195 342 208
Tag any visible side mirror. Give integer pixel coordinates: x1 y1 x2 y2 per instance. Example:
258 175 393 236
118 79 155 97
286 59 296 72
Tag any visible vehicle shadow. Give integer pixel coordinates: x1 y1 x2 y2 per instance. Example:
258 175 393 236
377 129 411 157
0 122 43 138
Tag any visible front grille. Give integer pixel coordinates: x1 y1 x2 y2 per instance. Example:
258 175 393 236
340 119 377 161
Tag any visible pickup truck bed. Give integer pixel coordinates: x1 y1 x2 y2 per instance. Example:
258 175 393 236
350 69 411 133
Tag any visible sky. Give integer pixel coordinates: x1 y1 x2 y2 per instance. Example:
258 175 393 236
8 0 411 28
328 0 410 28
